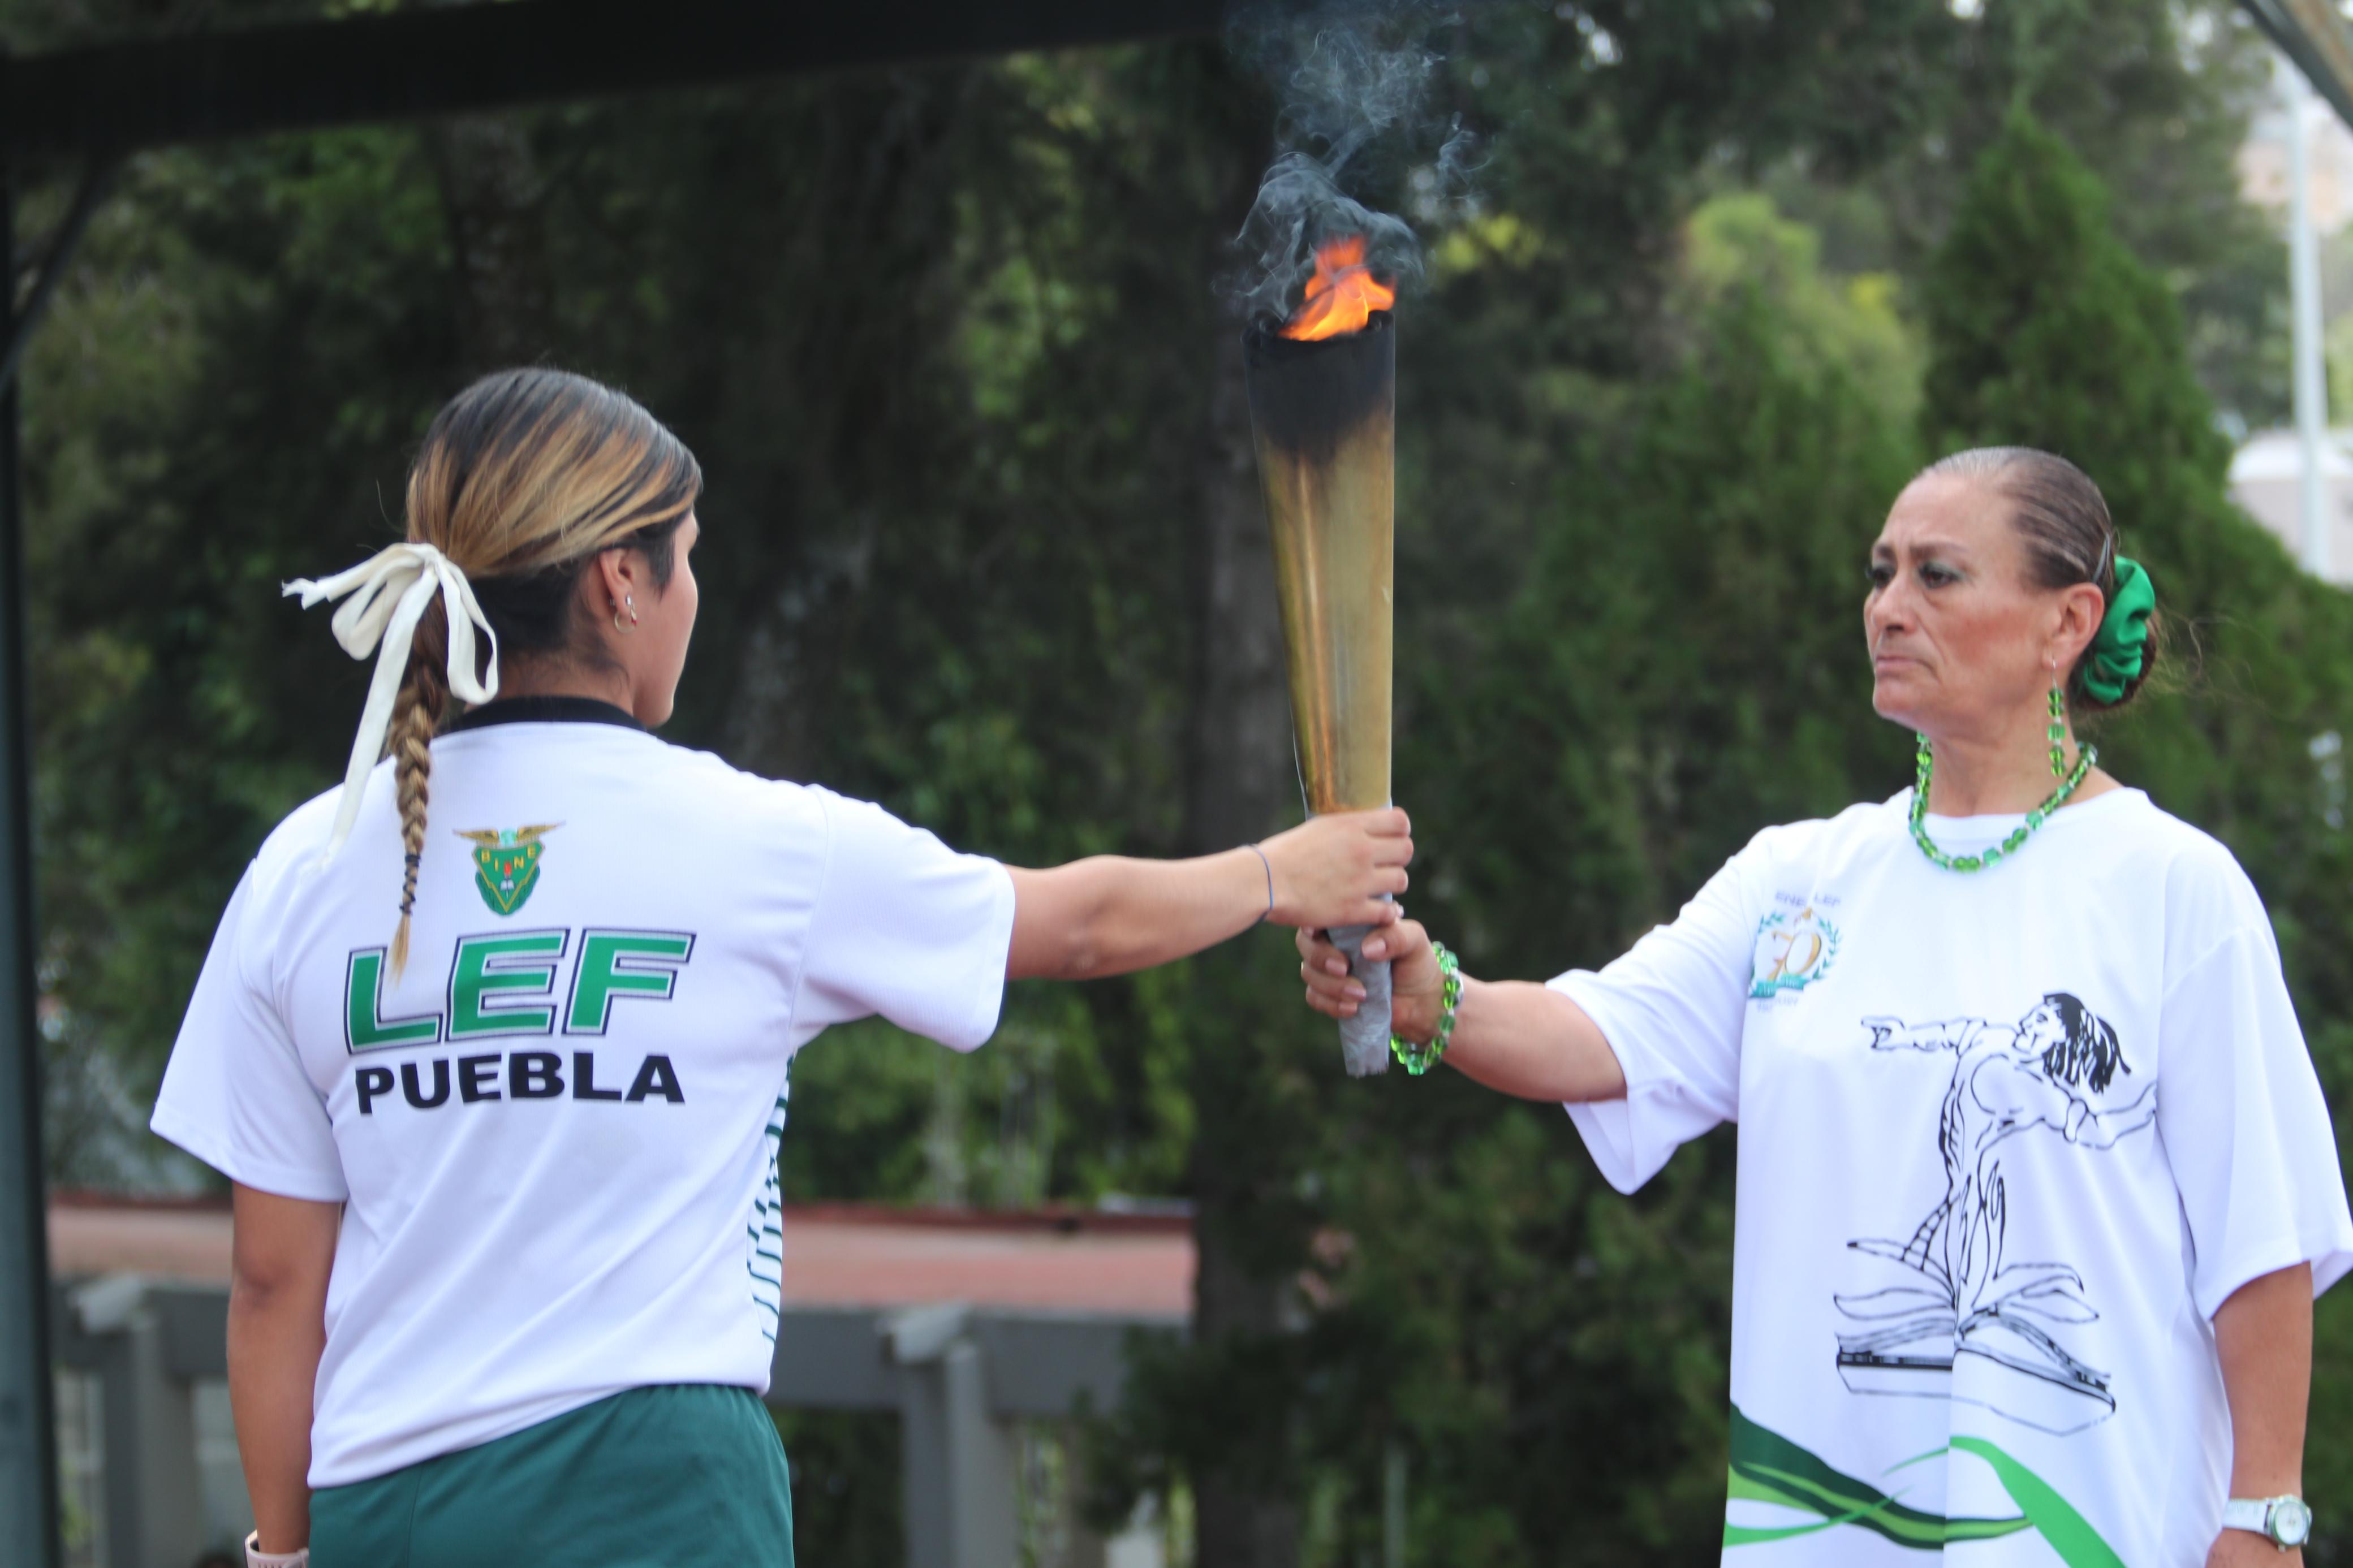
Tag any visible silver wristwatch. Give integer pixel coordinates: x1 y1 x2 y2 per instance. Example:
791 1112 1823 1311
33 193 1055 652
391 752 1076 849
2222 1495 2313 1550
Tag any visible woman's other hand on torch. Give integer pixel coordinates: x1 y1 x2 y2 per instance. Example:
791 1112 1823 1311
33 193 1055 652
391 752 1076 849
1258 807 1412 930
1300 921 1630 1102
1299 918 1445 1042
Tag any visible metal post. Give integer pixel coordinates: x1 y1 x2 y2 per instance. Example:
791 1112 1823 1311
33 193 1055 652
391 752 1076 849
1382 1440 1407 1568
2291 57 2334 579
74 1277 208 1568
886 1305 1017 1568
0 157 63 1568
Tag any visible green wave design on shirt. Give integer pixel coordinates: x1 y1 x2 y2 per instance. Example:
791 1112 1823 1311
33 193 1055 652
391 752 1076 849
1726 1406 2121 1565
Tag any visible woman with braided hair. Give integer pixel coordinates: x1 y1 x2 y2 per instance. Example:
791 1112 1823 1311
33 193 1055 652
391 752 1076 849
149 367 1413 1568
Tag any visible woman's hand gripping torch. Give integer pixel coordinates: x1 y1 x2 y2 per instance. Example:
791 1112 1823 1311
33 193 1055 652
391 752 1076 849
1243 239 1399 1075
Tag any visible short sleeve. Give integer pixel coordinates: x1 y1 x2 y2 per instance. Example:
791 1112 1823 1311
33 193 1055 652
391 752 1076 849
150 866 348 1203
795 791 1015 1052
2156 923 2353 1318
1552 842 1762 1195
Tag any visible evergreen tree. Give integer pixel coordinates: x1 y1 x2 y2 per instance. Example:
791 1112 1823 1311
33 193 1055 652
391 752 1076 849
1921 110 2231 526
1855 0 2284 427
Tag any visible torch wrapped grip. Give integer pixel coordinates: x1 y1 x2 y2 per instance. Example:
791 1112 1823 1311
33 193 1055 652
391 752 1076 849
1329 921 1392 1077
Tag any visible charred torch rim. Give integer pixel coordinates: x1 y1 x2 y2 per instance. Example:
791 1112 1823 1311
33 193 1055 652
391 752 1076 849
1240 308 1395 362
1242 310 1395 460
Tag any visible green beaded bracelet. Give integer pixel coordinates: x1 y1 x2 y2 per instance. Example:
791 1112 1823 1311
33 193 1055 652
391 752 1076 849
1390 940 1463 1076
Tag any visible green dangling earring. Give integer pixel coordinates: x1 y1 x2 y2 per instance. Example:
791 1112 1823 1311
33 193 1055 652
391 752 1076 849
2048 679 2067 780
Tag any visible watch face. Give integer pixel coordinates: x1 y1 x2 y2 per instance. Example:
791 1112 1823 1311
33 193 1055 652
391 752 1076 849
2275 1498 2313 1547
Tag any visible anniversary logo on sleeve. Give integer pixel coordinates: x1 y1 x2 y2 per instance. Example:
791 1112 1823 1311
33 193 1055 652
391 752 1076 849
1749 904 1839 1002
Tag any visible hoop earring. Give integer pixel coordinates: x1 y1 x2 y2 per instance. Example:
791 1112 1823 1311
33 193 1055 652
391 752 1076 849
614 594 637 634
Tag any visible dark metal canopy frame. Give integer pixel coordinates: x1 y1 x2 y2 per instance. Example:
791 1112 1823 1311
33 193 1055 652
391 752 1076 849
2 0 2351 1561
2242 0 2353 131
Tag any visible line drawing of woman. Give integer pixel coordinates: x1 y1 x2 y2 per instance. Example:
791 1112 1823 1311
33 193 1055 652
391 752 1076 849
1833 994 2158 1435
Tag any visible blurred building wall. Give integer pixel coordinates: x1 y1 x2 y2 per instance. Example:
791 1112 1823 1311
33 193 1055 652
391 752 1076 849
2231 427 2353 581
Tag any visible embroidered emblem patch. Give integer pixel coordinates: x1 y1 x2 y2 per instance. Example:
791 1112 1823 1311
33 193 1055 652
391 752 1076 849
454 824 560 916
1748 906 1839 999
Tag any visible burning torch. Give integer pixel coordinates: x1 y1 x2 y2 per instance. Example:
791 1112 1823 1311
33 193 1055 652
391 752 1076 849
1244 236 1398 1076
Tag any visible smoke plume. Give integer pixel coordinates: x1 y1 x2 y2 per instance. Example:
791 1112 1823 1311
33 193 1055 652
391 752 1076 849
1228 3 1480 327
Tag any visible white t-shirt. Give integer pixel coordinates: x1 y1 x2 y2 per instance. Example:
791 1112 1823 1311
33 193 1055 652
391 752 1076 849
150 702 1016 1487
1555 787 2353 1566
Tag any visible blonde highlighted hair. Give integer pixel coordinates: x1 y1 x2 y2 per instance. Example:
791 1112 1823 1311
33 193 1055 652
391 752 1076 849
386 368 701 972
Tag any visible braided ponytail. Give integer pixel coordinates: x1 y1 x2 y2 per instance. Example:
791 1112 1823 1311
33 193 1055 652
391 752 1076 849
387 641 449 978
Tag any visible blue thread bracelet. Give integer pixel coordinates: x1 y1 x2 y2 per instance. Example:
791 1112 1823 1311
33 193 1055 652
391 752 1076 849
1390 940 1463 1075
1248 844 1274 925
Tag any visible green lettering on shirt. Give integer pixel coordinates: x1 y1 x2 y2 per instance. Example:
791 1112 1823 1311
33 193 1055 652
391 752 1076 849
344 949 442 1052
566 930 695 1034
449 930 567 1038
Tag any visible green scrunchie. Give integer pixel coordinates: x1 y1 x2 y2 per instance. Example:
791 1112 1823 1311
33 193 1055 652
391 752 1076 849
2079 555 2156 705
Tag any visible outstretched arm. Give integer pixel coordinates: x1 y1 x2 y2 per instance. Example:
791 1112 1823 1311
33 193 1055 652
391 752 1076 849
1007 809 1411 982
228 1183 339 1556
1298 919 1627 1103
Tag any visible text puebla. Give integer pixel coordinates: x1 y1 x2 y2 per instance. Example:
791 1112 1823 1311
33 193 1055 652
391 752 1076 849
340 927 695 1115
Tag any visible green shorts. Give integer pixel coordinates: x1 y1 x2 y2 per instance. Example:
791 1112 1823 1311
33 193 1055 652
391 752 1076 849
309 1383 794 1568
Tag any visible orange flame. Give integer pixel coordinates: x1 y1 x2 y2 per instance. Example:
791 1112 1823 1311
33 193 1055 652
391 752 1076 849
1279 235 1396 342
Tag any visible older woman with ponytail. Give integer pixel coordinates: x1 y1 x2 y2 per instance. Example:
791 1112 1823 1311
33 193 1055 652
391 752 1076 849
1303 449 2353 1567
150 368 1413 1568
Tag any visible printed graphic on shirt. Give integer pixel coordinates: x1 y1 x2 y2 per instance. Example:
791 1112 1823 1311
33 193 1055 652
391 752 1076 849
344 947 442 1051
749 1090 786 1342
1833 996 2157 1436
351 1050 683 1113
342 926 695 1054
1748 905 1839 1000
1726 1405 2123 1565
455 823 560 915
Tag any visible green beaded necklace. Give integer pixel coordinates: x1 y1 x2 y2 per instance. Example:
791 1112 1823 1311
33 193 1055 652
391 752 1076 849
1908 732 2096 873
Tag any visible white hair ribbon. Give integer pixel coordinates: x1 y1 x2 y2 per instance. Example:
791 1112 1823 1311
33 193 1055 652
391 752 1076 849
283 542 500 859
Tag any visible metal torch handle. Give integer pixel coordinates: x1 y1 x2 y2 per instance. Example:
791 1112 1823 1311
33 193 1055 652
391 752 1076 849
1330 915 1393 1077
